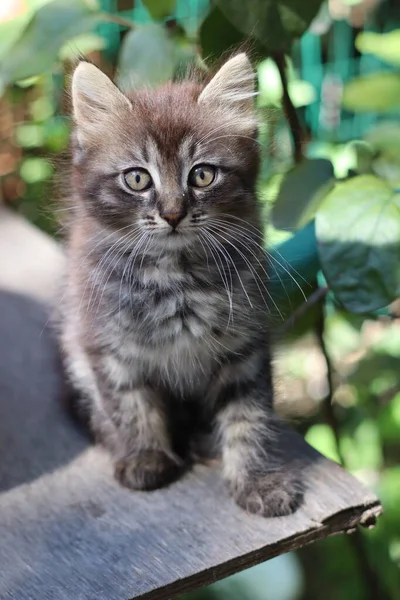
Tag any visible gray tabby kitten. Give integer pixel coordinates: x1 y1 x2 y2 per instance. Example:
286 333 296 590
60 54 300 517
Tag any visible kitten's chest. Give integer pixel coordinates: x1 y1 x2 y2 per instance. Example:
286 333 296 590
133 259 228 344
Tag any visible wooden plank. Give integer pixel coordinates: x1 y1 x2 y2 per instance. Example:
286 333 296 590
0 288 381 600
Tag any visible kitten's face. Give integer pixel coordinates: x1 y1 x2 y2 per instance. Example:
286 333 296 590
72 55 259 251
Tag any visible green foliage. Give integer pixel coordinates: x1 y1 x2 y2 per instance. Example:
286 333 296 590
142 0 176 21
117 24 176 89
0 0 101 93
355 30 400 67
214 0 323 52
342 72 400 113
316 176 400 313
271 159 334 231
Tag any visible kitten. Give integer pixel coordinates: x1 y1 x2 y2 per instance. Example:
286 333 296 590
60 54 301 517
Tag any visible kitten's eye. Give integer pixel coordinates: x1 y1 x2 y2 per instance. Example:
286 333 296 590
124 169 152 191
188 165 216 188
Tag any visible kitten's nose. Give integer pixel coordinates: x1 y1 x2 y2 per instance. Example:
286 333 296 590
161 210 187 229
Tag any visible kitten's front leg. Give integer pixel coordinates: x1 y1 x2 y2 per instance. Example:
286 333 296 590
93 369 182 490
216 378 303 517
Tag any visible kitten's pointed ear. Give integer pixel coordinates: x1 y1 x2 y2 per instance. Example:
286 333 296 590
72 62 131 139
198 53 257 126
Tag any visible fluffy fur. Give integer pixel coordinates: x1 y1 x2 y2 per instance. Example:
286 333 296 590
59 54 301 517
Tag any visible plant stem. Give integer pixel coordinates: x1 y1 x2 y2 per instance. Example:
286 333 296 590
272 52 304 163
280 286 328 334
315 303 391 600
99 12 135 29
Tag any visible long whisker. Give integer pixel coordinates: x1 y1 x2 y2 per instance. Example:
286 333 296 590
89 229 143 317
82 228 141 316
210 217 309 299
201 229 254 309
198 232 234 327
204 225 284 319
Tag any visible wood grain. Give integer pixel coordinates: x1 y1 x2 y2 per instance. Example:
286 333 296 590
0 289 382 600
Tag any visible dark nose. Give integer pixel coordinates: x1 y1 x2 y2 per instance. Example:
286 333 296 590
161 210 187 229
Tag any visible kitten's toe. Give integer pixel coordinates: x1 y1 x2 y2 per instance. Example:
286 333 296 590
114 450 183 491
231 471 303 518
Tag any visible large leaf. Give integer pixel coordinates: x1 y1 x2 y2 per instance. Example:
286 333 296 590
214 0 323 52
268 220 320 320
356 30 400 67
142 0 175 20
316 175 400 313
199 5 246 62
342 73 400 113
117 24 176 90
271 159 334 231
0 0 100 91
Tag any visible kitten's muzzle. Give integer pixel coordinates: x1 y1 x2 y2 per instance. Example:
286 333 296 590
160 209 187 230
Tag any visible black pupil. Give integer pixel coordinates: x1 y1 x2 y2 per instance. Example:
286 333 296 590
135 174 141 184
199 170 205 180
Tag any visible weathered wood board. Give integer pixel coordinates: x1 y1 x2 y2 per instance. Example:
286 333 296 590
0 288 381 600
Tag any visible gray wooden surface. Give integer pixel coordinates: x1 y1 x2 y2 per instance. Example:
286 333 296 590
0 288 382 600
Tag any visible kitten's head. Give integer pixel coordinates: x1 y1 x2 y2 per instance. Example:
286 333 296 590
71 54 260 250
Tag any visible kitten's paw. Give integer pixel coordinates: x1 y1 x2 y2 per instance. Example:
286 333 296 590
230 472 303 518
115 450 183 491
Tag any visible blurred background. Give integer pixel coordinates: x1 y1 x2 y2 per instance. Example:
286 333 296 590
0 0 399 598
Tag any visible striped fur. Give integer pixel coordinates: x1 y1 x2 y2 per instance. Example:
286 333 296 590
59 55 301 516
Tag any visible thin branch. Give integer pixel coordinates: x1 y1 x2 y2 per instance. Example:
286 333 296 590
279 286 328 334
315 302 391 600
99 12 135 29
272 52 304 163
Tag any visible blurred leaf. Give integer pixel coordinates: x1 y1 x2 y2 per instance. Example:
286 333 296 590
176 0 210 37
316 176 400 313
342 73 400 113
268 220 319 326
199 5 246 61
59 32 106 60
351 140 375 174
258 58 315 108
356 30 400 67
117 24 176 89
306 424 341 463
378 393 400 443
20 157 53 182
0 0 100 92
142 0 175 20
15 123 45 147
214 0 324 52
272 159 334 231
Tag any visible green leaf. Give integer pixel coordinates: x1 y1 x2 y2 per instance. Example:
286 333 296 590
258 57 316 108
0 0 100 91
20 157 53 183
214 0 324 52
117 24 176 90
268 220 319 321
58 32 106 60
176 0 210 37
356 30 400 67
342 73 400 113
316 175 400 313
271 158 334 231
306 424 341 463
142 0 175 20
199 5 246 62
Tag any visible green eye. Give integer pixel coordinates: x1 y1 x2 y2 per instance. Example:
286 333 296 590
124 169 152 191
189 165 216 188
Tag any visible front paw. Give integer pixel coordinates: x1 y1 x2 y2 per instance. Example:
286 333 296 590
114 450 183 491
230 472 303 518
